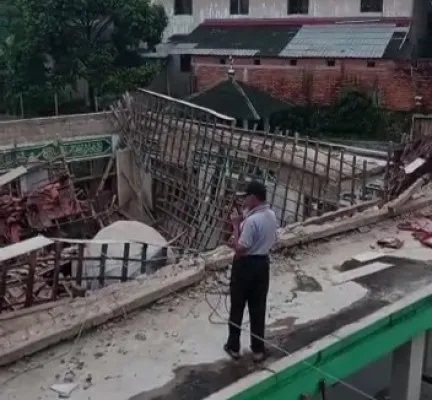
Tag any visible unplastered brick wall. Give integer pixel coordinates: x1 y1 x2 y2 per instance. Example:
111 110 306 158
192 56 432 111
0 112 117 147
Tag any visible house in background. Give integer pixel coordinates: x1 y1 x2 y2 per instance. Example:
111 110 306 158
147 0 432 111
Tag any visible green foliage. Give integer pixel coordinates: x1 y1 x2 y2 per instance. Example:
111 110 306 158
0 0 167 116
271 89 410 141
102 63 160 94
0 0 19 41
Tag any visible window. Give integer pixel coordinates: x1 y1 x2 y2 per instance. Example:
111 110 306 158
288 0 309 14
360 0 383 13
219 58 226 65
367 60 376 68
254 59 261 65
180 54 191 72
174 0 192 15
326 59 336 67
289 59 298 66
230 0 249 15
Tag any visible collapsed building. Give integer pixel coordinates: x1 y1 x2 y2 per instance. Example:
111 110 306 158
1 90 432 315
113 89 395 251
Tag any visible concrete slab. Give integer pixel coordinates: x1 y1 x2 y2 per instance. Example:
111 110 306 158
351 251 384 263
332 262 394 285
1 214 432 400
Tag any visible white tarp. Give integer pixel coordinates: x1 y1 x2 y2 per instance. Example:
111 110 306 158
73 220 175 289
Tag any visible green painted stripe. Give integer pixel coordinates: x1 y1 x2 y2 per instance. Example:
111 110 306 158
230 296 432 400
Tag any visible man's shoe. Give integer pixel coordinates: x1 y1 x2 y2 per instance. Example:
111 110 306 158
224 344 240 360
252 352 266 363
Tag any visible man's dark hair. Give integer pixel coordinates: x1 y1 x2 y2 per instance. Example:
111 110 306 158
245 180 266 202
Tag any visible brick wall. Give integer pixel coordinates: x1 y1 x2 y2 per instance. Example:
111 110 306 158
192 56 432 111
0 112 117 147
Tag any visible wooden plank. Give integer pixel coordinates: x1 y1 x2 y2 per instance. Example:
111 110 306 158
121 243 130 282
361 160 368 201
281 133 298 224
337 149 345 202
98 244 108 287
51 242 61 301
141 244 148 274
350 155 357 205
24 252 37 308
295 137 309 222
0 267 6 312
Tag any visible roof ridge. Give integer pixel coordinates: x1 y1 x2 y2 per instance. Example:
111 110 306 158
232 80 260 120
186 78 230 101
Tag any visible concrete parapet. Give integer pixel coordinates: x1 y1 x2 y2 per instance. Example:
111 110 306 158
0 112 116 147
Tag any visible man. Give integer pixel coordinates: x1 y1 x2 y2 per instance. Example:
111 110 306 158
224 180 279 362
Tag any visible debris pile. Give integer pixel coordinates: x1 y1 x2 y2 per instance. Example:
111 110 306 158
0 175 83 245
398 210 432 248
2 246 79 311
389 135 432 198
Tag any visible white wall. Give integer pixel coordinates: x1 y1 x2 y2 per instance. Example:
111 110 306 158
156 0 414 40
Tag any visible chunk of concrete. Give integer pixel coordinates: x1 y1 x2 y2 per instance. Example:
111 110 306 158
351 251 384 263
50 383 78 398
332 262 394 285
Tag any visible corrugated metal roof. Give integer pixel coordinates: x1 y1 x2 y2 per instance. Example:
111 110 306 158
279 24 399 58
0 235 53 262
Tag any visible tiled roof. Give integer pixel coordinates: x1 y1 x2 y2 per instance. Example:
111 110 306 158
172 19 410 59
186 77 290 120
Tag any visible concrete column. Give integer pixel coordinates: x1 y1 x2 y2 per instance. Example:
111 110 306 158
242 119 248 129
390 333 425 400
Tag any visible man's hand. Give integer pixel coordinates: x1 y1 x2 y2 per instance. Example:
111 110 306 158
228 235 237 248
230 211 243 226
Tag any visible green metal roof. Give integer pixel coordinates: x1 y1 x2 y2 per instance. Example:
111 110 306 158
187 77 290 120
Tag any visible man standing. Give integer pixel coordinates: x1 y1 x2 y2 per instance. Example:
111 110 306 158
224 180 278 362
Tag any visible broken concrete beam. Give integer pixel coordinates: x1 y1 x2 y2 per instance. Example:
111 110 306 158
202 193 432 271
203 245 233 271
0 261 204 367
387 175 429 215
301 198 381 227
276 194 432 251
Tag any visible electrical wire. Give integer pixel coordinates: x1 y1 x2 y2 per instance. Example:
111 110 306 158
201 267 380 400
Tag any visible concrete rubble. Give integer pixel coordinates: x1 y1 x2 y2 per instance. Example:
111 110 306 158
0 259 204 367
1 246 77 311
0 174 82 245
1 136 432 388
0 181 432 370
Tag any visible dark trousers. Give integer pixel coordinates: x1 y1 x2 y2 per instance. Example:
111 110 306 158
226 255 270 354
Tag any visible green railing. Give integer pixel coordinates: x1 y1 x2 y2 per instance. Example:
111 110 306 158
225 291 432 400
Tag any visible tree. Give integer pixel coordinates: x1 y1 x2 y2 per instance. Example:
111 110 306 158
0 0 19 42
9 0 167 110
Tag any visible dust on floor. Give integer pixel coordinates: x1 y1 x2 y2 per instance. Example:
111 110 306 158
0 216 431 400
